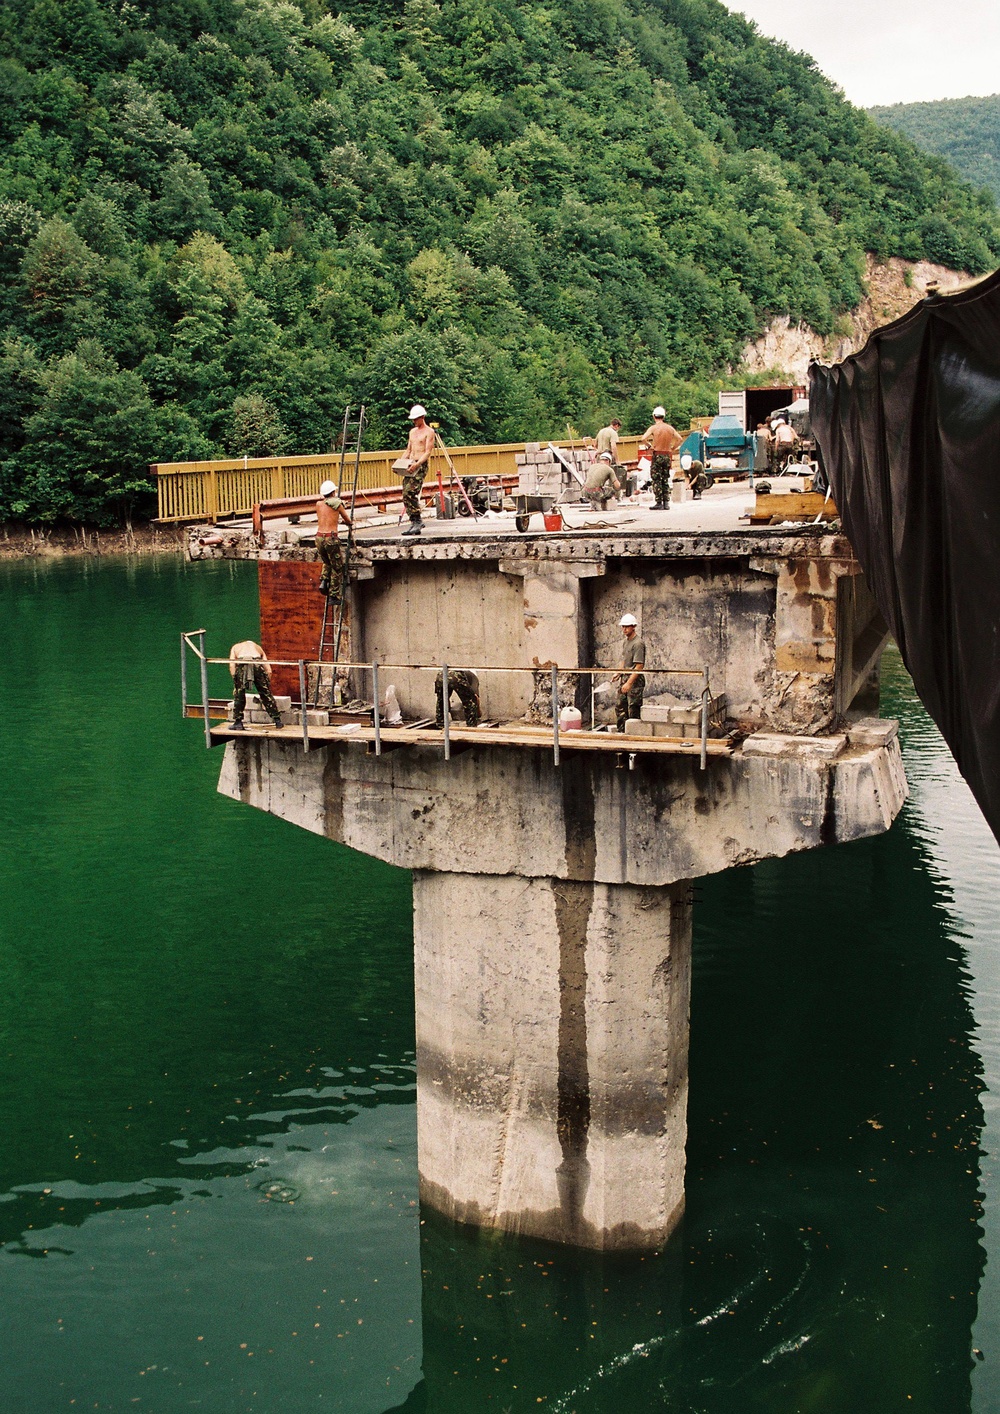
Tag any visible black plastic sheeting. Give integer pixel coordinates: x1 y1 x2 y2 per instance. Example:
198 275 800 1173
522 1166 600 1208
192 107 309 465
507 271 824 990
810 268 1000 846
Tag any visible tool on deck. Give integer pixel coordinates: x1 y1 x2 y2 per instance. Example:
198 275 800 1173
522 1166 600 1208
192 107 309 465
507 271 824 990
315 405 367 705
434 431 480 519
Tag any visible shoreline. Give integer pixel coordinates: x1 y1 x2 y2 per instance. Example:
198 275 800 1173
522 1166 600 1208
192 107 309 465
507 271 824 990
0 524 187 562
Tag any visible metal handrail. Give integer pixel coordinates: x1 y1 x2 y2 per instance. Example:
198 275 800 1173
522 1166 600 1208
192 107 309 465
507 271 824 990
181 632 717 769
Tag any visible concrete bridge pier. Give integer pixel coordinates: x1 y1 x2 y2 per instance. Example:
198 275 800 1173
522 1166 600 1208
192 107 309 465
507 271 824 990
413 870 691 1250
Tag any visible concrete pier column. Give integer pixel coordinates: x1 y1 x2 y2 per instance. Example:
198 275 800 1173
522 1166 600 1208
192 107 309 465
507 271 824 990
413 869 692 1250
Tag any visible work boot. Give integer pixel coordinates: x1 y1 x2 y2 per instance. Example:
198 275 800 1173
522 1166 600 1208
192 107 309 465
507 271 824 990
230 720 245 731
402 517 423 536
318 578 329 596
270 715 283 729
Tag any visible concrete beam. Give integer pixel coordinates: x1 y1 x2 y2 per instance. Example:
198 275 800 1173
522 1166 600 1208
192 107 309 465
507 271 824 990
218 736 908 887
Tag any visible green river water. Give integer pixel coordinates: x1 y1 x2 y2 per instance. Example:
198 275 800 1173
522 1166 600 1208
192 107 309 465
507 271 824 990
2 554 999 1413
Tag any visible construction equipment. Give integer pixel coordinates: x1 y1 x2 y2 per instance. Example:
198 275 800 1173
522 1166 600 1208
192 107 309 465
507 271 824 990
315 405 366 703
433 431 481 519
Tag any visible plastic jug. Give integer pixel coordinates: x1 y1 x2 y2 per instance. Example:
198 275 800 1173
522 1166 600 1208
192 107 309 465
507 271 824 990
559 705 583 732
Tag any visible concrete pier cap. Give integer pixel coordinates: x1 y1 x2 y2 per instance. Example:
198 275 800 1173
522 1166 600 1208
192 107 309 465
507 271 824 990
207 519 908 1251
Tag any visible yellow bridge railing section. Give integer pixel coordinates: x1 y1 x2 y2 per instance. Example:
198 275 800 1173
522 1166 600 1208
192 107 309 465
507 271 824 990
154 437 644 523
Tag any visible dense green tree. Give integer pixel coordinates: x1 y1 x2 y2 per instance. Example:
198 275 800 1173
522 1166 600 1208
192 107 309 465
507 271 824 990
870 95 1000 204
0 0 997 523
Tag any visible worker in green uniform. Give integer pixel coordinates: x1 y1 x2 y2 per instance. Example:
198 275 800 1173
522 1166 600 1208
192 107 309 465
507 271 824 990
434 669 481 728
615 613 646 731
582 452 622 510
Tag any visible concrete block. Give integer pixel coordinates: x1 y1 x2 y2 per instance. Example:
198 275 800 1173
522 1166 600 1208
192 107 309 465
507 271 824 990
641 695 725 725
741 732 847 760
245 693 292 712
524 442 541 455
847 718 898 748
624 719 655 737
515 452 528 466
671 480 694 503
301 710 330 727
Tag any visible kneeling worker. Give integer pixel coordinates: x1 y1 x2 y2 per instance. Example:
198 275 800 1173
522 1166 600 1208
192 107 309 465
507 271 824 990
315 480 353 599
615 613 646 732
434 669 481 728
229 640 283 731
582 452 621 510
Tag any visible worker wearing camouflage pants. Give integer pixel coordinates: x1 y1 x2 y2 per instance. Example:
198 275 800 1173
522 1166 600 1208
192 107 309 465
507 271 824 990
615 615 646 732
316 533 345 601
228 640 283 730
434 669 481 727
401 469 427 521
650 452 673 507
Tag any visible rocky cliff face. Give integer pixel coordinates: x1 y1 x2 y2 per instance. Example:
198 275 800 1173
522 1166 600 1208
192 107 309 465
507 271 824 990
742 256 974 380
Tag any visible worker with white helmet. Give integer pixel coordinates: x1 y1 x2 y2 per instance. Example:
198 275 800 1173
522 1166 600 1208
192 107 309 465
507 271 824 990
399 404 436 536
614 612 646 731
582 450 622 511
639 405 683 510
315 478 353 600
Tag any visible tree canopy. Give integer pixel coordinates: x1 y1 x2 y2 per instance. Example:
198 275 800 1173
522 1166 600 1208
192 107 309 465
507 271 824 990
870 94 1000 205
1 0 998 523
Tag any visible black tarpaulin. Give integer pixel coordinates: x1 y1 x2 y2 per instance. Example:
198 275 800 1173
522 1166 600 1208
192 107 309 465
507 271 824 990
810 268 1000 846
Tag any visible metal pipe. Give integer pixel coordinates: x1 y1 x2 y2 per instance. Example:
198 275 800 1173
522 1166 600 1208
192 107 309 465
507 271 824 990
700 665 710 771
180 633 187 719
299 660 309 753
551 665 560 766
372 661 381 757
442 665 450 761
198 631 211 748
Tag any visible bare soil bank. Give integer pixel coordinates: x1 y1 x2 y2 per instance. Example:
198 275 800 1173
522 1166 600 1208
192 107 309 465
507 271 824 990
0 524 187 562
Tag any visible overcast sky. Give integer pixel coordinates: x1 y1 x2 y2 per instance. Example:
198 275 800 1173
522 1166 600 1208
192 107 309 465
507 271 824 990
733 0 1000 108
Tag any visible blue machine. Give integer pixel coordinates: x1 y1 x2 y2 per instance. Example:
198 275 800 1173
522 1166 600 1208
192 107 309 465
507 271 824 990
679 416 757 475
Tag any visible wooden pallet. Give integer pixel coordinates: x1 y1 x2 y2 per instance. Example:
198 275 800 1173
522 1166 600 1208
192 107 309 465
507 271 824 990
749 490 837 524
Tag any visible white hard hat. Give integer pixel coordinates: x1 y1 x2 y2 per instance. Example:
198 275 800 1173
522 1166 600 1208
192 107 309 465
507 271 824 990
320 480 336 496
680 453 692 471
620 613 638 627
599 451 612 462
653 405 666 418
408 404 427 419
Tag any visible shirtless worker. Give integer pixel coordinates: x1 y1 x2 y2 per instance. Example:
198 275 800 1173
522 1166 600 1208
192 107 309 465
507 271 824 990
228 640 283 731
315 479 353 599
639 405 683 509
399 404 437 537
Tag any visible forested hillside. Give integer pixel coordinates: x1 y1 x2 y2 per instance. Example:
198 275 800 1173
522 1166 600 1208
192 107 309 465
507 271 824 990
1 0 999 524
870 95 1000 204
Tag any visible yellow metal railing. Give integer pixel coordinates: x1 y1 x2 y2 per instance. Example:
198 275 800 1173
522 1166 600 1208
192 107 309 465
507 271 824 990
155 438 644 523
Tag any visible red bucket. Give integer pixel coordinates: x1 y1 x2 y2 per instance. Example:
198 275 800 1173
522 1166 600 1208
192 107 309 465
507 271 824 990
543 511 563 532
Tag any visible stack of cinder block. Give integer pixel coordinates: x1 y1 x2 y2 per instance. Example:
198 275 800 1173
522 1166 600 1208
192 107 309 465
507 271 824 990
227 693 331 727
515 443 588 499
623 694 727 739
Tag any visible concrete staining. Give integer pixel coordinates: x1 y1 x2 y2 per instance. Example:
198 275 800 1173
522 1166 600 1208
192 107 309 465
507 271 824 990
208 517 909 1251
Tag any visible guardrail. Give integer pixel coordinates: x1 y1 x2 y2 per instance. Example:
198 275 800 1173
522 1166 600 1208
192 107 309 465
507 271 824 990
156 437 645 523
181 633 715 768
